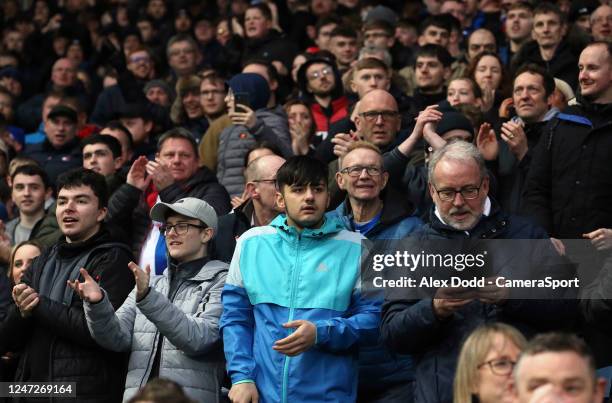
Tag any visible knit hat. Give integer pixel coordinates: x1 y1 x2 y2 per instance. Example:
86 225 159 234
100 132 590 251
436 111 474 137
365 5 399 27
227 73 270 111
144 79 176 103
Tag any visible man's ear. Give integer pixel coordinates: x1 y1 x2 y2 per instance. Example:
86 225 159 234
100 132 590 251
144 120 154 134
418 35 426 47
113 157 123 171
336 171 346 190
96 206 108 223
275 190 285 211
381 171 389 190
246 182 258 199
428 182 436 200
200 227 214 244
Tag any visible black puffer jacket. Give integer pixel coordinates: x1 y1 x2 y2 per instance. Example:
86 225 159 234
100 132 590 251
0 228 134 403
107 166 231 256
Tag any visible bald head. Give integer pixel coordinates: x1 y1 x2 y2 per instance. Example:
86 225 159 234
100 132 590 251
468 29 496 60
355 89 401 147
359 89 398 113
51 58 77 89
246 155 286 182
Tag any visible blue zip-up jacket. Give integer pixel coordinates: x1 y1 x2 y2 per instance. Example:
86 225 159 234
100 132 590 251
220 215 380 403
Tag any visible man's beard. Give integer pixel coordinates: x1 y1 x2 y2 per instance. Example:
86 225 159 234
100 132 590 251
312 87 334 98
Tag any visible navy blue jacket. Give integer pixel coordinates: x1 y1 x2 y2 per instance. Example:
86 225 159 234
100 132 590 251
331 189 423 395
381 201 578 403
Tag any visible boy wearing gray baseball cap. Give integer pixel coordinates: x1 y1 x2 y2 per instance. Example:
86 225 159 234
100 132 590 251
70 197 228 402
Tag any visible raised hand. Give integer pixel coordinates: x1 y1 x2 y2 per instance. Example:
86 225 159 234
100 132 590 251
414 105 443 137
127 156 152 191
128 261 151 301
145 160 174 191
67 268 103 303
500 121 528 161
12 283 39 318
477 122 499 161
331 130 359 158
229 104 257 129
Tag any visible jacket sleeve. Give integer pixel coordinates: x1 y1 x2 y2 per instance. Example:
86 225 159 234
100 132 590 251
220 238 257 384
521 123 554 234
313 287 380 352
199 115 231 171
83 288 137 352
381 298 447 354
137 272 226 356
106 183 144 224
31 247 135 348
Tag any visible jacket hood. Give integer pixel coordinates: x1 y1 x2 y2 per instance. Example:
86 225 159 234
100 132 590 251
297 56 344 101
228 73 270 111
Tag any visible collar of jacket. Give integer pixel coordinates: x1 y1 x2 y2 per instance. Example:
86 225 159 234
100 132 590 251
427 198 510 239
571 94 612 115
173 166 217 193
56 226 110 258
335 187 416 233
270 214 344 238
245 29 283 48
43 136 80 153
168 256 210 282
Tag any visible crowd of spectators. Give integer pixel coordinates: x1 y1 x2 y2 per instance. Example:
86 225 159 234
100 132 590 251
0 0 612 402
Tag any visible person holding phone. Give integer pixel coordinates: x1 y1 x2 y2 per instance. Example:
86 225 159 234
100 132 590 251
216 72 292 198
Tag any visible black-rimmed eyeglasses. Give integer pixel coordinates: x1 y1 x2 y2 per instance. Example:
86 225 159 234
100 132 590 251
432 179 484 202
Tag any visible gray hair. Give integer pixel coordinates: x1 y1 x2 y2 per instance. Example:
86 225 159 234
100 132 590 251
427 140 487 186
358 46 393 68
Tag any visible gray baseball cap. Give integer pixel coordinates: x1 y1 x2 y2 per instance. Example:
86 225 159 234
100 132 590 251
150 197 218 233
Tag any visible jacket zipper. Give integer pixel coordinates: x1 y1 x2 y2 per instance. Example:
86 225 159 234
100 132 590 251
281 233 301 403
139 278 187 387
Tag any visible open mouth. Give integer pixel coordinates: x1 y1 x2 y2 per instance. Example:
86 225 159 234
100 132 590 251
62 217 78 224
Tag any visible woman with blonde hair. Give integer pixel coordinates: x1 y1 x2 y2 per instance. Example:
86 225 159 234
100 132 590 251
454 323 527 403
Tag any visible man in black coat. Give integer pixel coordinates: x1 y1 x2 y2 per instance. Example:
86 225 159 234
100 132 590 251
213 154 285 263
107 128 231 273
2 168 134 403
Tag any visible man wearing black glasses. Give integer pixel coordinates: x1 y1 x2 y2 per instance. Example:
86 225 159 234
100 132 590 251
334 141 422 403
69 197 228 403
382 140 576 403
